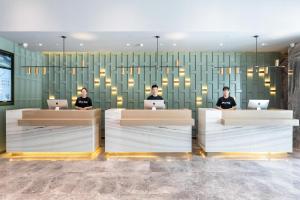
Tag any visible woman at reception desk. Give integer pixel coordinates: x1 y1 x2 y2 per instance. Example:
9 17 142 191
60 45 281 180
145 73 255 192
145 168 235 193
105 84 194 154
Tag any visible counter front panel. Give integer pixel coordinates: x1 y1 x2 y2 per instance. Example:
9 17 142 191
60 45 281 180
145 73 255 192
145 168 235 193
105 109 194 153
198 109 299 153
6 109 101 153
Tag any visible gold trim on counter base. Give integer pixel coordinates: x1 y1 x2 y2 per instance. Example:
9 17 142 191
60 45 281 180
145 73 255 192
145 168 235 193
197 149 288 160
105 152 192 159
0 148 102 161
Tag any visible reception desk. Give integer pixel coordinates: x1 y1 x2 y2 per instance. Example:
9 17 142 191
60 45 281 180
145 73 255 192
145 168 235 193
105 109 194 153
198 108 299 153
5 109 101 159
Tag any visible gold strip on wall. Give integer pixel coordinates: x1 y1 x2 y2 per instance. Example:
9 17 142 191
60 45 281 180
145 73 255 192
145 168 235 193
34 68 39 76
226 68 231 75
219 68 224 75
174 78 179 87
94 78 100 86
26 67 31 75
185 77 191 86
111 86 117 95
202 85 208 94
105 78 111 87
162 77 168 86
42 67 47 75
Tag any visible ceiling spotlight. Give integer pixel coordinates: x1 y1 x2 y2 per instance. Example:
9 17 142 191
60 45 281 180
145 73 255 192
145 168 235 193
140 43 144 47
38 43 43 47
172 43 177 46
165 32 187 40
71 32 96 41
126 43 131 47
23 43 28 48
79 43 84 46
261 43 267 46
219 43 224 47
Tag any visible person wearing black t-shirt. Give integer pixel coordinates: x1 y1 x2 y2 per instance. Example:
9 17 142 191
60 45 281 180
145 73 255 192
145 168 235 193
216 86 237 110
75 87 93 110
147 84 163 100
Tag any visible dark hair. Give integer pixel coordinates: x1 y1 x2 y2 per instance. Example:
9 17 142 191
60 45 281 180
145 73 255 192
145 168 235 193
81 87 88 92
223 86 230 91
151 84 158 89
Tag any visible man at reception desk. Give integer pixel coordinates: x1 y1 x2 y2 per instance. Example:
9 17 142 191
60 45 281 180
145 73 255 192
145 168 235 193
147 84 164 100
216 86 237 110
75 87 93 110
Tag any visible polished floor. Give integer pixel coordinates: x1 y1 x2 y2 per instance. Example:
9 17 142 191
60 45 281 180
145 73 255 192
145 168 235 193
1 149 300 200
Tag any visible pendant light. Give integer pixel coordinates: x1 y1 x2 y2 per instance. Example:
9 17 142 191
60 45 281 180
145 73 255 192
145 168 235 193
21 35 88 72
252 35 285 68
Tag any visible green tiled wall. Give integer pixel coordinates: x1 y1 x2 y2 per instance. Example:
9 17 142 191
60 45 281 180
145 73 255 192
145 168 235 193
42 51 283 134
0 37 43 152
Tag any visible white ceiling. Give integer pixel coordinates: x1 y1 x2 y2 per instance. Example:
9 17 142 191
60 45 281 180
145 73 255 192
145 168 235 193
0 0 300 52
0 31 299 52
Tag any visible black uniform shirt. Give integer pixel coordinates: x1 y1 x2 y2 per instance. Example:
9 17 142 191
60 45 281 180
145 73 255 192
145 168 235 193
216 96 236 109
75 97 92 108
147 95 164 100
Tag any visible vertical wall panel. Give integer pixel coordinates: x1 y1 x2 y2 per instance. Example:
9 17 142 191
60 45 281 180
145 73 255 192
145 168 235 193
0 37 43 152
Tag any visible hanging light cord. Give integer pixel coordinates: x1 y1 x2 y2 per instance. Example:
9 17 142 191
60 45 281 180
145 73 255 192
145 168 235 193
155 35 160 68
254 35 258 67
61 36 66 67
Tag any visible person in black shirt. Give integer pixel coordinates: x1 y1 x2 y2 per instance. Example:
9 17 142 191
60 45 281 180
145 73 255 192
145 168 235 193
216 86 237 110
147 84 164 100
75 87 93 110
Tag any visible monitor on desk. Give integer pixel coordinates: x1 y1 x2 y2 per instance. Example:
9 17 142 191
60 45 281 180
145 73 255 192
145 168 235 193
248 99 269 110
144 100 165 110
47 99 68 110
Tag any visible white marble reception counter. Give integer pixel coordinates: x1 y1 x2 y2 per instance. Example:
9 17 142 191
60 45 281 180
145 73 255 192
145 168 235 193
105 109 194 153
6 109 101 156
198 108 299 153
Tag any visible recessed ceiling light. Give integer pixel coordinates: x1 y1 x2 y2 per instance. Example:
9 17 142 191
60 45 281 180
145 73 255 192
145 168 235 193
79 43 84 46
219 43 224 47
165 32 187 40
126 43 130 47
38 43 43 47
261 43 267 46
140 43 144 47
71 32 96 41
23 43 28 48
172 43 177 46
